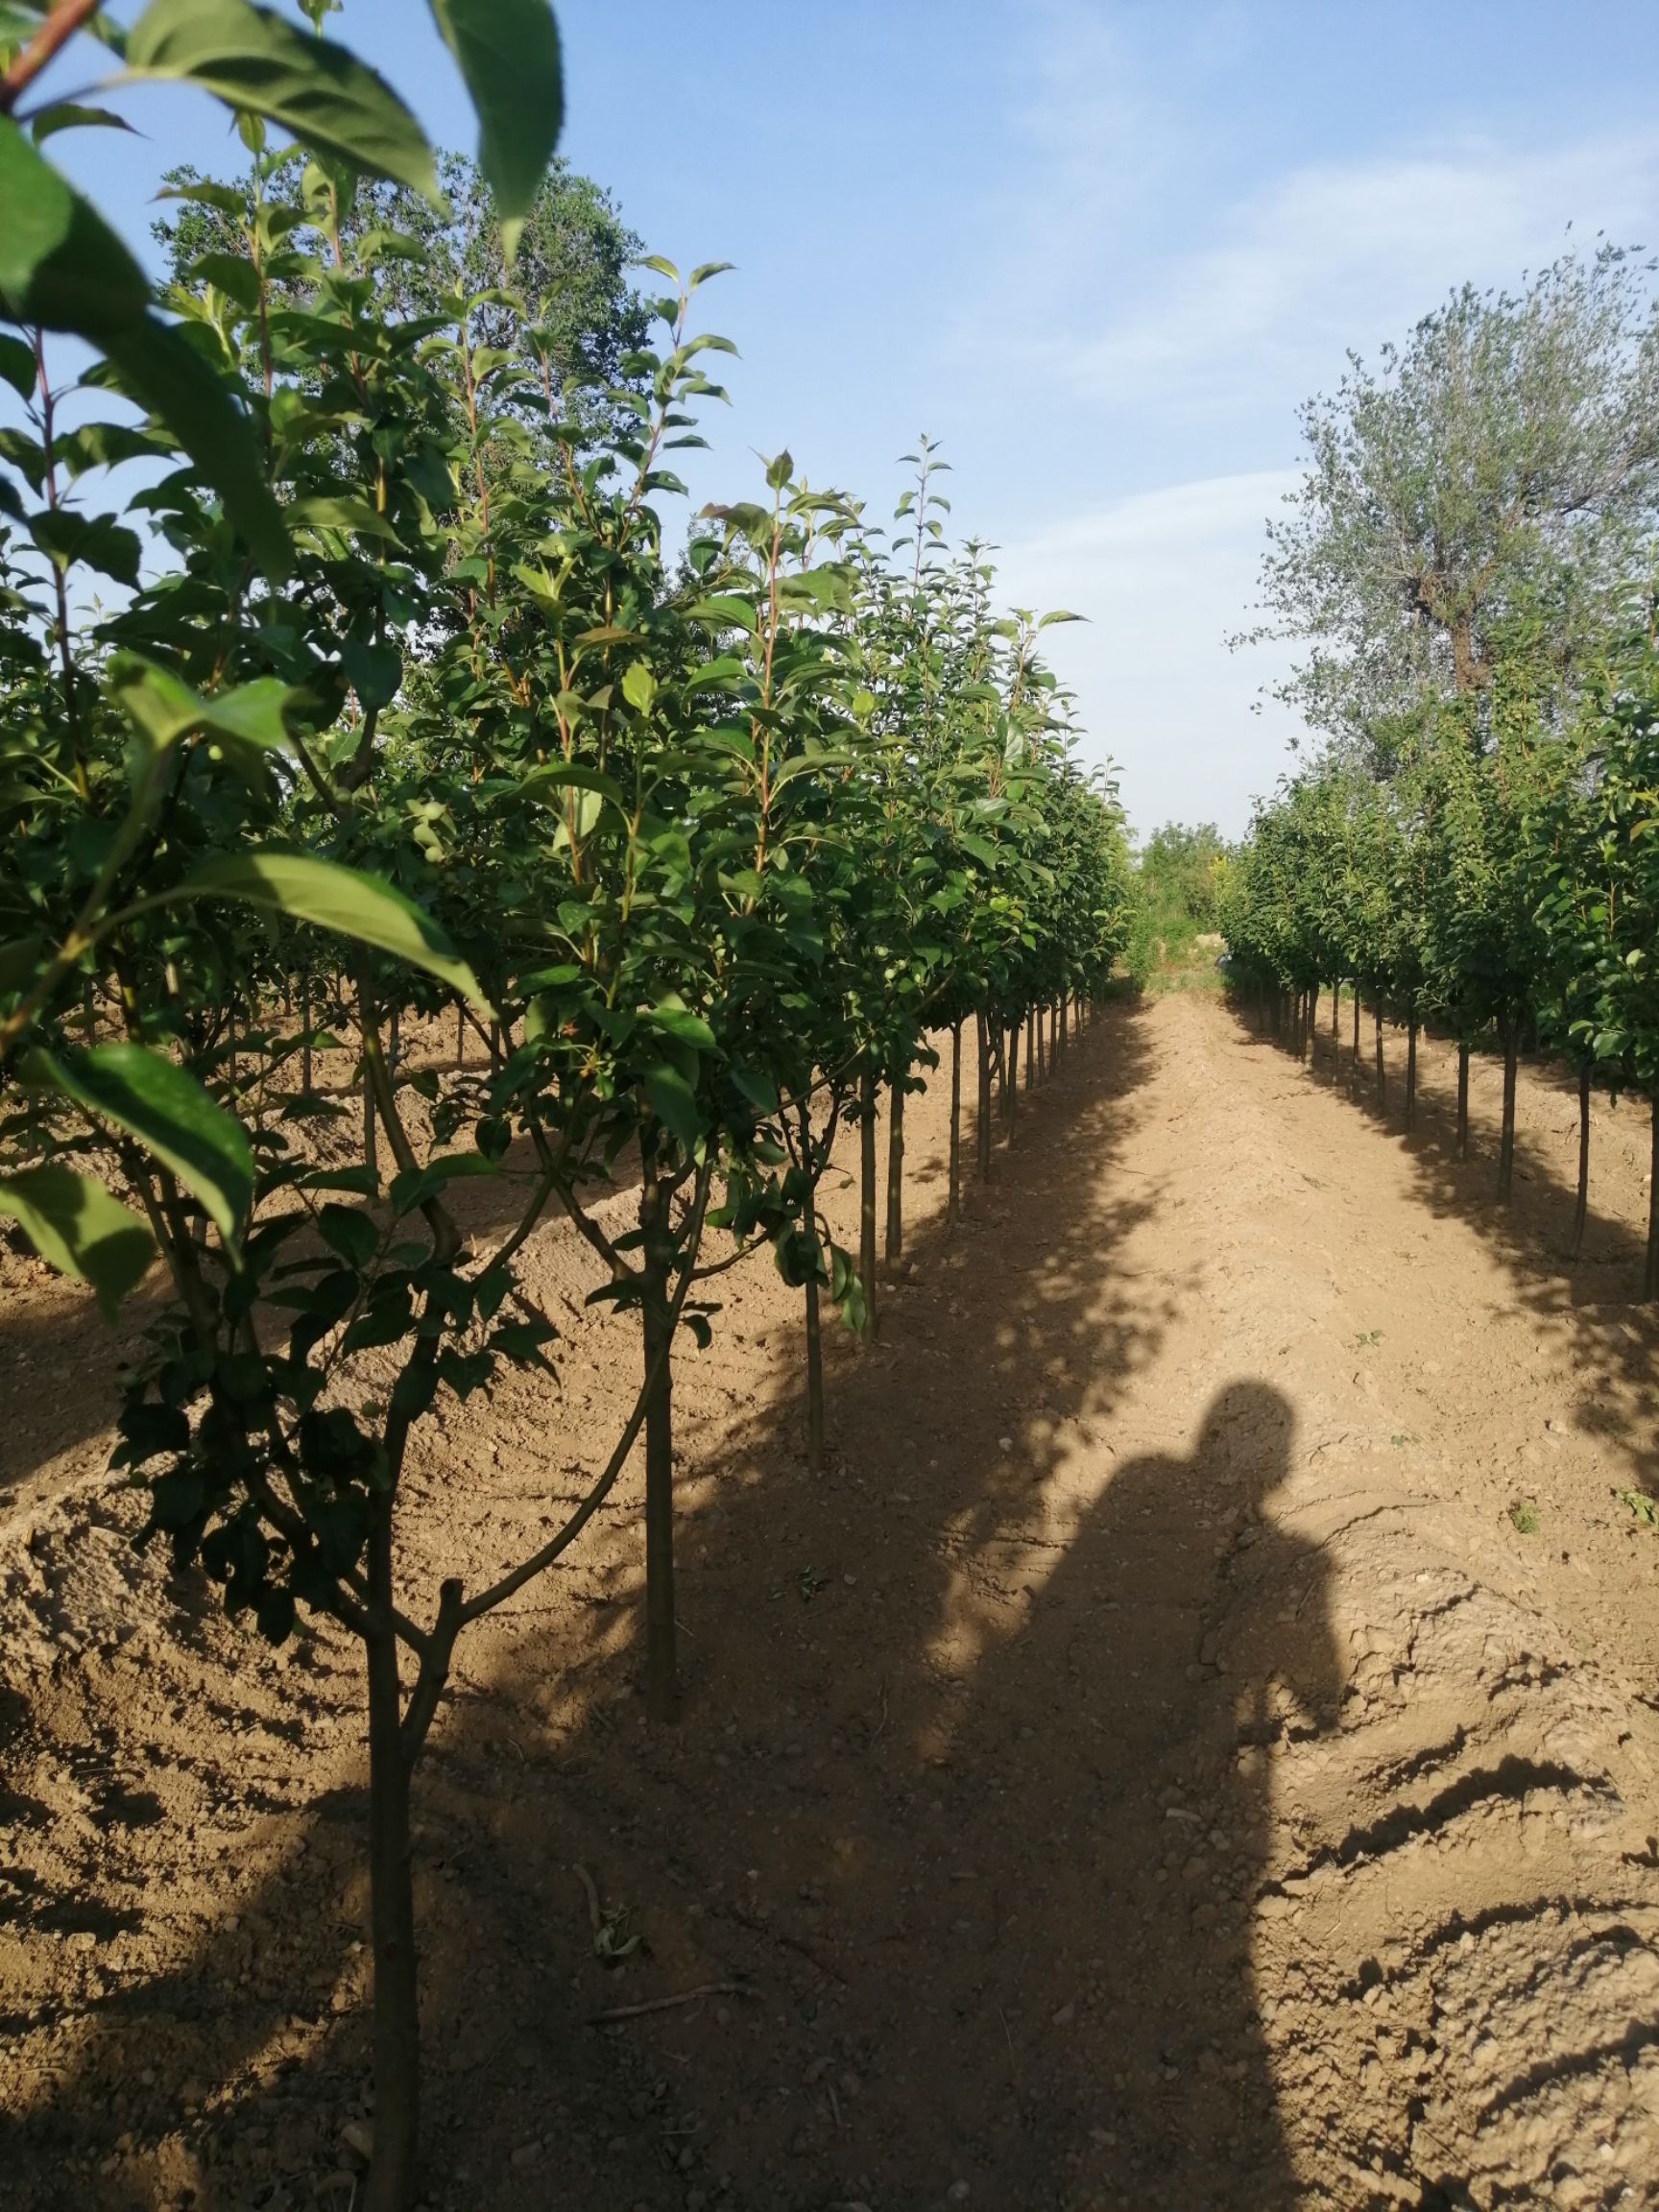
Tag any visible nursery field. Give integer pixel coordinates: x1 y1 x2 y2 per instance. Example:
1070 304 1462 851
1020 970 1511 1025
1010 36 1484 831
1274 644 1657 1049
5 991 1659 2212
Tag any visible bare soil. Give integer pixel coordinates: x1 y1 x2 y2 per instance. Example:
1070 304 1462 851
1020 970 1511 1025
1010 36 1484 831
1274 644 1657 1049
4 993 1659 2212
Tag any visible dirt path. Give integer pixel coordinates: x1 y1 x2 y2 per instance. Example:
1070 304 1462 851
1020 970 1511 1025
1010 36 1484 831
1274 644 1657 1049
4 995 1659 2212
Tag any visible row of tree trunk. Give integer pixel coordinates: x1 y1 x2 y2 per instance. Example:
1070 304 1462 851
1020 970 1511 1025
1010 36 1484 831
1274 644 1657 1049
1258 980 1658 1295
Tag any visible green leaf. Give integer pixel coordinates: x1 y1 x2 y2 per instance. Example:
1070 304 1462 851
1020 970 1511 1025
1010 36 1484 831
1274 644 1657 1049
102 315 289 578
26 1044 252 1253
317 1202 378 1271
162 852 486 1005
648 998 716 1051
516 759 625 808
126 0 438 198
426 0 563 255
288 493 403 544
188 250 263 311
643 1064 703 1153
341 636 402 712
388 1152 496 1216
0 118 150 338
0 331 36 399
31 104 140 146
29 509 141 587
0 1164 154 1319
109 656 299 760
0 122 288 577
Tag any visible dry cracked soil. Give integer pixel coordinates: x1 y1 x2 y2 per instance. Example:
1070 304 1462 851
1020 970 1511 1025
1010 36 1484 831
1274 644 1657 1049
4 992 1659 2212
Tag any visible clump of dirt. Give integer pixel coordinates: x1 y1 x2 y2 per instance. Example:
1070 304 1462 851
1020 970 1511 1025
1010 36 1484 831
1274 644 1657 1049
3 994 1659 2212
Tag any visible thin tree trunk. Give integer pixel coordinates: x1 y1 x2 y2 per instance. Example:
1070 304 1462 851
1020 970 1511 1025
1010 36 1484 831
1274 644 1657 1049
804 1266 824 1471
363 1040 378 1177
884 1076 904 1275
1023 1011 1034 1091
1006 1021 1020 1136
639 1171 678 1719
1059 997 1069 1059
489 1019 500 1077
1406 1008 1418 1133
798 1101 826 1468
301 969 313 1096
1308 982 1319 1058
1374 1001 1385 1104
975 1012 993 1179
455 1002 465 1070
1332 982 1340 1036
1456 1042 1470 1158
1646 1092 1659 1300
858 1062 878 1341
1353 987 1360 1063
947 1019 962 1229
363 1529 419 2212
1498 1020 1518 1202
1570 1061 1590 1263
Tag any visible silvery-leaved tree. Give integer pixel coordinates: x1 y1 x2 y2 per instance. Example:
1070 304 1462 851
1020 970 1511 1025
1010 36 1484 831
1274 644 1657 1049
1241 247 1659 762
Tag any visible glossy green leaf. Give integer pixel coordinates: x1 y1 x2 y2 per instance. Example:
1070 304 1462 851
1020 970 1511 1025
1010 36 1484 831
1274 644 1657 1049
389 1152 496 1216
0 118 150 338
29 509 141 587
0 1164 155 1319
31 104 140 146
643 1065 703 1153
28 1044 252 1252
427 0 563 254
100 314 290 577
126 0 438 198
109 656 300 757
0 331 36 399
166 852 486 1005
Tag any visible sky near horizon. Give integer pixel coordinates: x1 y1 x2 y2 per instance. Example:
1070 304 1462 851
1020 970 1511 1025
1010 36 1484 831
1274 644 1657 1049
39 1 1659 839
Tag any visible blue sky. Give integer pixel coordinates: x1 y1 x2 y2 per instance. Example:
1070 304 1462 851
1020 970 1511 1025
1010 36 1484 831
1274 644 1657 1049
35 1 1659 837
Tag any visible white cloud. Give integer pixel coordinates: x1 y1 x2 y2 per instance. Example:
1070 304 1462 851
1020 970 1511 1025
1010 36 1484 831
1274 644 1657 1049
1042 132 1659 419
997 471 1305 839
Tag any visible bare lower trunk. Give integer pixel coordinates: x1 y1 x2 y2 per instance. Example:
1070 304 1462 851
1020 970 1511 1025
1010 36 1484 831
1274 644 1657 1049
1006 1021 1020 1137
364 1521 418 2212
639 1173 678 1719
1059 997 1069 1059
1497 1022 1518 1202
1352 988 1360 1063
804 1267 824 1472
884 1078 904 1275
858 1063 878 1341
1308 982 1319 1058
1456 1042 1470 1158
1570 1062 1590 1263
1646 1094 1659 1302
975 1012 993 1179
1332 982 1340 1036
455 1002 465 1070
301 970 313 1095
947 1021 962 1228
363 1056 378 1176
1024 1011 1034 1091
1374 1001 1385 1105
1406 1010 1418 1133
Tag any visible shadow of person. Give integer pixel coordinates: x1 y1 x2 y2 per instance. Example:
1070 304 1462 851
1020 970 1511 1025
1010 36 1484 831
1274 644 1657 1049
800 1377 1344 2212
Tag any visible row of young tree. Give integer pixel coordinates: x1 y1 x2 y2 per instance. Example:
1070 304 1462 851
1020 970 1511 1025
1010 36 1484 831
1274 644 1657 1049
0 6 1131 2203
1223 240 1659 1295
1222 618 1659 1286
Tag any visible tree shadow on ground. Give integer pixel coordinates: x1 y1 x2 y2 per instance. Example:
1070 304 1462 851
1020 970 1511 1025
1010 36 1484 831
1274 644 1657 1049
1237 996 1659 1494
3 1000 1342 2212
